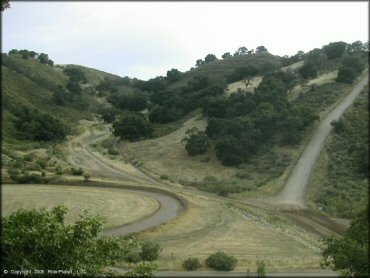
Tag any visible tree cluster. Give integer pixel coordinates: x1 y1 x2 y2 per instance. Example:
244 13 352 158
182 127 211 156
148 75 227 123
7 49 54 66
112 112 153 141
14 107 69 141
202 70 318 166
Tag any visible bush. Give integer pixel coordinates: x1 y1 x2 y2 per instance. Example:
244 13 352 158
182 127 211 156
83 173 91 182
108 147 119 155
71 167 83 175
140 241 162 261
206 251 237 271
183 257 201 271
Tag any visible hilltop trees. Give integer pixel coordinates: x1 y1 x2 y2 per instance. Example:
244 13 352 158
222 52 231 59
323 41 347 59
256 46 268 54
202 70 317 166
234 46 248 56
37 53 54 66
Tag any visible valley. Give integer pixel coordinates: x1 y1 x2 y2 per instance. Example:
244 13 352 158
2 42 368 275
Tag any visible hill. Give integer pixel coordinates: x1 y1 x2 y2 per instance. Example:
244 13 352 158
1 53 112 147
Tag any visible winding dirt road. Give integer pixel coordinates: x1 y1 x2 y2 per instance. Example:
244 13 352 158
273 73 368 208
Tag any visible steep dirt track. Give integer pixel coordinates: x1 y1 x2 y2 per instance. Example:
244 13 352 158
273 73 368 207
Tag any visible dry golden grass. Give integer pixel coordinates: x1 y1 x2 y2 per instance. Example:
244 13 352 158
226 76 263 95
2 184 159 229
133 192 322 271
289 70 338 100
119 115 237 182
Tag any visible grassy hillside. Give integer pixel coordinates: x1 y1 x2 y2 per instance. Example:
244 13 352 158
308 86 369 218
1 54 110 147
60 64 121 86
169 53 282 88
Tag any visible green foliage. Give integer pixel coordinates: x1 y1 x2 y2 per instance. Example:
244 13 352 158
166 68 182 83
183 257 201 270
71 167 84 176
108 147 119 155
321 207 369 277
227 65 259 83
63 67 87 83
99 106 121 123
299 62 317 78
125 262 158 278
204 70 316 166
140 241 162 261
14 107 69 141
108 91 148 111
256 46 268 54
37 53 54 66
1 0 10 11
182 127 211 156
206 251 238 271
336 67 356 84
336 56 364 84
316 90 368 218
323 41 347 59
83 172 91 182
256 258 266 277
1 205 124 276
112 112 153 141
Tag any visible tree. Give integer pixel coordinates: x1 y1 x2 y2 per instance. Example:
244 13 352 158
37 53 49 64
321 207 368 277
336 67 356 84
195 59 204 67
234 46 248 56
222 52 231 59
1 0 10 11
182 127 211 156
166 68 182 83
299 62 317 78
112 112 153 141
256 46 268 54
323 41 347 59
139 241 162 261
204 54 217 63
1 206 124 276
63 67 87 83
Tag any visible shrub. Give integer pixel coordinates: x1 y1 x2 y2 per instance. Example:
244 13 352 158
140 241 162 261
256 258 266 277
160 175 169 180
206 251 237 271
124 262 158 278
83 173 91 182
71 167 83 175
108 147 119 155
183 257 201 271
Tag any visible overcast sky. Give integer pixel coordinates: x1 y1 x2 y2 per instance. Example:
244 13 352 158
2 1 368 80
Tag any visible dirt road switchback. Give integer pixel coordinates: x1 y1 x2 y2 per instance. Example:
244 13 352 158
273 73 368 208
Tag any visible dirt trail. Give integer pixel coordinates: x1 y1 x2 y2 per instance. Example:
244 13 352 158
272 73 368 208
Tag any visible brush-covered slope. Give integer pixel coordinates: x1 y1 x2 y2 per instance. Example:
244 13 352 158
1 54 110 146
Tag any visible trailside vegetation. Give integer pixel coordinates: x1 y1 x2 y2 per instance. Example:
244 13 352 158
1 205 123 276
321 207 369 277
